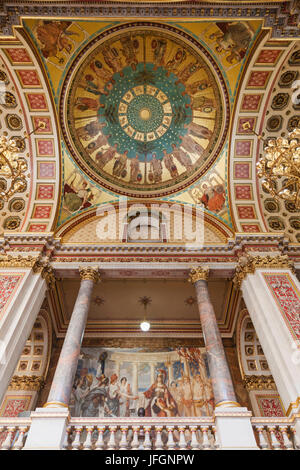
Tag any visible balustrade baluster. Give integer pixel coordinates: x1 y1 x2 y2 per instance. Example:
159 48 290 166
12 426 28 450
143 426 152 450
201 426 211 450
279 426 294 450
291 427 300 450
154 426 164 450
119 426 128 450
190 426 200 450
256 426 269 450
83 426 94 450
107 426 117 450
211 426 220 450
72 426 83 450
166 426 176 450
131 426 140 450
268 426 281 450
178 426 187 450
1 427 15 450
95 426 105 450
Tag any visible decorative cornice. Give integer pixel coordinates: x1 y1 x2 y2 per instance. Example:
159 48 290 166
0 254 40 268
1 1 299 39
233 255 295 289
188 266 209 283
243 374 276 391
79 266 100 283
8 375 45 392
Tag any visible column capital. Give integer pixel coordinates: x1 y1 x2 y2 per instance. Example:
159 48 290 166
188 266 209 283
233 254 294 289
79 266 100 283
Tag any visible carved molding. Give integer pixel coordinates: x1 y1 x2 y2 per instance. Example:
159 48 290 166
243 374 276 391
233 255 295 289
188 267 209 283
8 375 45 392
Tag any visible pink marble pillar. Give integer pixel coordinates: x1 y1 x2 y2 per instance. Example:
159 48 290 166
44 267 100 408
189 267 239 408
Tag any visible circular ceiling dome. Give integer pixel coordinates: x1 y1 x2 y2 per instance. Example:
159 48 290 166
61 23 229 197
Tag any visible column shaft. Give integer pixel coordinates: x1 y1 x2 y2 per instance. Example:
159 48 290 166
192 273 238 407
45 269 98 407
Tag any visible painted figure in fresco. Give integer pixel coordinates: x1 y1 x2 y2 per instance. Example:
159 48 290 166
76 120 106 142
119 377 139 417
191 96 216 113
90 60 114 83
106 373 120 417
80 374 109 417
192 374 211 416
72 374 93 416
186 121 213 140
209 22 254 64
185 79 209 95
200 183 225 213
36 20 79 61
85 132 109 155
151 38 167 68
180 376 195 416
63 173 94 213
163 149 179 179
75 96 101 112
95 143 118 169
113 150 128 178
171 143 193 172
149 153 163 183
166 48 187 74
101 45 123 74
177 61 202 83
179 135 205 155
143 370 178 417
130 155 141 183
78 73 113 96
120 36 139 69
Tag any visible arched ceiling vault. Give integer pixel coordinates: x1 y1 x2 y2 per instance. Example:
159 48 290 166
0 14 298 245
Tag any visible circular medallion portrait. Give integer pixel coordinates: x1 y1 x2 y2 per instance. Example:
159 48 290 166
61 23 229 197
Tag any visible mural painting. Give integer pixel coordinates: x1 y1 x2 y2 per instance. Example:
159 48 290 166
62 24 229 197
70 347 214 418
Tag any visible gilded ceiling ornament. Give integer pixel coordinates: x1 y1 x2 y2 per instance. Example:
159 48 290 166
0 122 45 203
79 266 100 283
188 266 209 283
8 375 45 392
243 375 276 391
233 254 295 289
62 24 228 198
257 128 300 209
0 254 40 268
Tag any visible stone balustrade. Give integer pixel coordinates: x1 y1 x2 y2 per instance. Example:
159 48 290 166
1 416 300 450
0 418 31 450
251 418 300 450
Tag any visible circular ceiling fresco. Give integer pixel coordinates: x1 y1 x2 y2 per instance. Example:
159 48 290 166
61 23 229 197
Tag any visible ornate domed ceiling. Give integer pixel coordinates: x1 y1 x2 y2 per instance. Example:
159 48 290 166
60 23 229 198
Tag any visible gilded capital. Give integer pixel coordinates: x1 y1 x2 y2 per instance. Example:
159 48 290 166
243 375 276 392
79 266 100 283
233 254 294 289
188 266 209 283
8 375 45 392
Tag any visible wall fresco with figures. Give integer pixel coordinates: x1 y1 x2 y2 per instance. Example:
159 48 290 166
70 347 214 417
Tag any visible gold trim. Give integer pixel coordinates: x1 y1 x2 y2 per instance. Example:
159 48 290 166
215 400 241 408
8 375 44 392
43 401 69 408
243 374 276 391
286 396 300 416
189 266 209 283
79 266 100 283
233 255 294 289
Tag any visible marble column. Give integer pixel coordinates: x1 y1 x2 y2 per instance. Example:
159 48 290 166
44 266 100 408
189 267 239 408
